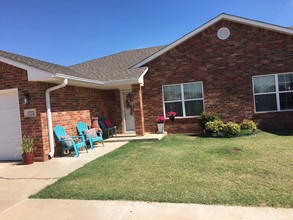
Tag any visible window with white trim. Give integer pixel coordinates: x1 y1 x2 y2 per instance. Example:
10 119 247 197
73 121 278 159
162 82 204 117
253 72 293 112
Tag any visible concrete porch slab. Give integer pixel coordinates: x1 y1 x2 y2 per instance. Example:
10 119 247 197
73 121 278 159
104 133 166 142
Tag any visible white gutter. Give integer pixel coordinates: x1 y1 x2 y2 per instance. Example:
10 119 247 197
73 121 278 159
46 79 68 158
54 73 141 87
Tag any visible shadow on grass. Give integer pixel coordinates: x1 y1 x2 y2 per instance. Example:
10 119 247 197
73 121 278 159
264 129 293 136
190 129 293 138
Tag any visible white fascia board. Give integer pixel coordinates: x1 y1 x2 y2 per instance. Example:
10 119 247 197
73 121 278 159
0 56 53 81
223 14 293 35
133 13 293 68
102 78 139 86
53 73 104 85
138 67 149 86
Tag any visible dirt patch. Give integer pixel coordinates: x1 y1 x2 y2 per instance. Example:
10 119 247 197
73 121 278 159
230 147 242 153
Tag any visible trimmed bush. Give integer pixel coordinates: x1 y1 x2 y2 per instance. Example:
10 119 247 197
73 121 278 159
205 120 224 136
240 119 257 132
223 122 241 137
199 112 221 131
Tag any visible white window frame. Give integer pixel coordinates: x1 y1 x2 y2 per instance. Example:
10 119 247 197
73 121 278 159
162 82 204 118
252 72 293 113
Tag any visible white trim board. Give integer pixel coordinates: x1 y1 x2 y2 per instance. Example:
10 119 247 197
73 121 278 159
133 13 293 68
0 56 53 81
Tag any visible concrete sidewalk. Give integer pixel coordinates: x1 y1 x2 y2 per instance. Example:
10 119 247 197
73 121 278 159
0 140 292 220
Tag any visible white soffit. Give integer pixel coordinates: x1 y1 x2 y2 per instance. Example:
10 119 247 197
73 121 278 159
133 13 293 68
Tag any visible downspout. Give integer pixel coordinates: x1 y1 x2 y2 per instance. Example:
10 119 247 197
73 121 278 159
46 79 68 158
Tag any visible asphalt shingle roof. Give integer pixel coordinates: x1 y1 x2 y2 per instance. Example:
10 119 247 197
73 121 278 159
69 46 165 82
0 50 82 77
0 46 164 82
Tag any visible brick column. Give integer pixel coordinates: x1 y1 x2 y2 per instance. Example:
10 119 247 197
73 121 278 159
132 84 145 136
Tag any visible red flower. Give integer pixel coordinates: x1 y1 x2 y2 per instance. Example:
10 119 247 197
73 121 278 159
155 116 166 123
166 111 176 117
166 111 176 122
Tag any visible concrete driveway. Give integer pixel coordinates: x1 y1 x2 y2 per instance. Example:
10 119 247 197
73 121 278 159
0 141 292 220
0 142 125 213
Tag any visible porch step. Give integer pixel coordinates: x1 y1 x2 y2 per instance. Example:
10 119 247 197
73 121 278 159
104 133 167 142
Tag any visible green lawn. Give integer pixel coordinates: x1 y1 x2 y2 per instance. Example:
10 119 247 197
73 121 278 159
32 131 293 208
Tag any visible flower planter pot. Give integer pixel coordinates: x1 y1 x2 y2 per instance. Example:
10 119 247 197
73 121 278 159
157 123 164 134
22 153 34 165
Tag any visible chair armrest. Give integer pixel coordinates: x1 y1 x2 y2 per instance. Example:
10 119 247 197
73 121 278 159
97 131 103 136
71 135 85 142
71 135 83 138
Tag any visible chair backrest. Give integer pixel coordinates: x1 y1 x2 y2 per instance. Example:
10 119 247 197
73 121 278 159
98 119 107 130
54 125 67 140
76 122 89 135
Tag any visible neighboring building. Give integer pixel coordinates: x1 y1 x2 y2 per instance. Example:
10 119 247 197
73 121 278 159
0 14 292 161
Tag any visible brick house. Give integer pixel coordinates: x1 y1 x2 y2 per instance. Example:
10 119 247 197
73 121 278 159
0 14 292 161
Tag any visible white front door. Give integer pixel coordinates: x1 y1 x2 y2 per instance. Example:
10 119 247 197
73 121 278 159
0 89 22 161
121 90 135 133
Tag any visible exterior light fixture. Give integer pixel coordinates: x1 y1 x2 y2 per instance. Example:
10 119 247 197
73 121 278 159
111 92 116 101
23 93 30 104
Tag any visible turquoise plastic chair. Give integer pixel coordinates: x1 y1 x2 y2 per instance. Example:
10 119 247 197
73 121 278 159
54 125 88 157
76 122 104 149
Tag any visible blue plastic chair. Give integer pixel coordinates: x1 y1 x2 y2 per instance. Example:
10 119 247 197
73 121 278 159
54 125 88 157
76 122 104 149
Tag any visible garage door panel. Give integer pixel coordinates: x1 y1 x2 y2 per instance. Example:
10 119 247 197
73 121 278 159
0 89 22 161
0 140 21 160
0 126 21 139
0 113 21 123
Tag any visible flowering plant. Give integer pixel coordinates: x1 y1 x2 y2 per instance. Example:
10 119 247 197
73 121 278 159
166 111 176 122
155 116 166 124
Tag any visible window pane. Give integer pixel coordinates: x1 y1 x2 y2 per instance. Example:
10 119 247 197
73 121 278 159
165 102 183 116
185 100 203 116
253 75 275 94
255 94 277 112
163 85 181 101
279 92 293 110
183 83 202 99
278 73 293 92
253 77 261 93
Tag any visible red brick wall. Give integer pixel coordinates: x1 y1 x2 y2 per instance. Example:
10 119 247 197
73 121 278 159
39 85 122 159
0 61 122 161
142 19 293 133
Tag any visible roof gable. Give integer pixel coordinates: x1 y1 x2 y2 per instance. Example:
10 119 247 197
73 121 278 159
133 13 293 68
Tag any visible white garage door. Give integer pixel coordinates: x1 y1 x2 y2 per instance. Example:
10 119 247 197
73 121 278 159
0 89 22 160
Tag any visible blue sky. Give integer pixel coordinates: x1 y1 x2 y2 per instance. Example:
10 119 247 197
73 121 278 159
1 0 293 66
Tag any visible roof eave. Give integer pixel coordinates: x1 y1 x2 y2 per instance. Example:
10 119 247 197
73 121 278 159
0 56 142 88
54 73 140 89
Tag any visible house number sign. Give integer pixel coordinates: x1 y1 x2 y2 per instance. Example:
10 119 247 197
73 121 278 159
24 109 37 118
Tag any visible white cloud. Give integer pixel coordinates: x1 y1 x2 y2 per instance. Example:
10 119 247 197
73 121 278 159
289 0 293 5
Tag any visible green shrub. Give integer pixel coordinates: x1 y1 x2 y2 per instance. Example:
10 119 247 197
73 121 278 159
205 120 224 136
223 122 241 137
240 119 257 132
199 112 221 131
